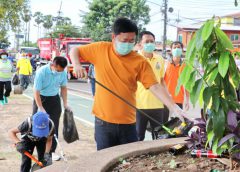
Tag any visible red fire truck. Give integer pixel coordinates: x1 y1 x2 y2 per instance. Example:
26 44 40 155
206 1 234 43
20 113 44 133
37 35 91 79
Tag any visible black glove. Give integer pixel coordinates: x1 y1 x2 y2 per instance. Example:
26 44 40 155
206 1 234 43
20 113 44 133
16 142 26 154
44 153 52 166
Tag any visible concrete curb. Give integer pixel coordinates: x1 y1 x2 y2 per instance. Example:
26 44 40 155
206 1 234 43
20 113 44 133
39 137 187 172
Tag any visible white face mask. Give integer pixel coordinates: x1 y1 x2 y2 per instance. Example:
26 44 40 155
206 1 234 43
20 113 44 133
1 55 7 59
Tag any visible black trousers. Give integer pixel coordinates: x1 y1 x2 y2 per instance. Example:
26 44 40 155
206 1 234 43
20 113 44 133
20 139 46 172
136 108 169 141
32 95 61 153
0 81 11 100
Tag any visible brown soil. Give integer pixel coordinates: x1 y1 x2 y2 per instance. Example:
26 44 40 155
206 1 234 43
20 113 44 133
111 151 240 172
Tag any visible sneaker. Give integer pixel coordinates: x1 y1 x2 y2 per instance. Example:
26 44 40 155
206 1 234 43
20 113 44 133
3 96 8 104
52 153 61 161
0 100 5 105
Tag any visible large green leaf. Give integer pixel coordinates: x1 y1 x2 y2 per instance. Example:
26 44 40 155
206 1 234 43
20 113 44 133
202 19 214 41
196 27 204 50
206 117 213 133
218 52 230 78
206 129 214 148
185 34 196 62
203 87 213 106
175 64 193 95
198 86 205 107
211 91 220 112
212 108 226 139
185 71 197 92
229 54 240 87
207 68 219 85
215 28 234 50
212 138 219 153
190 78 203 107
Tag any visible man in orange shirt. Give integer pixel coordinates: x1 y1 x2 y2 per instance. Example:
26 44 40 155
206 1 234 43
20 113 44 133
164 41 190 112
70 18 185 150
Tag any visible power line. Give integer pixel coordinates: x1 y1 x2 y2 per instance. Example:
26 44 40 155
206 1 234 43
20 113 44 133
147 0 162 6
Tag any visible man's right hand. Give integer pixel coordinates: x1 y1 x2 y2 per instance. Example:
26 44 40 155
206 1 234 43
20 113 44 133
73 64 87 78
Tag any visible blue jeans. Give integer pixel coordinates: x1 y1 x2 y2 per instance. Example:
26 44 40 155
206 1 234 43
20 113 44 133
19 75 30 90
94 117 138 150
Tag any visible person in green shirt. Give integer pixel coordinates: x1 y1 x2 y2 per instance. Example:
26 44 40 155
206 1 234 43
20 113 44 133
0 52 13 105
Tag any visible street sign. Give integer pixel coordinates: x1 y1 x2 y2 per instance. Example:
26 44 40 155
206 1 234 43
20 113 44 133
15 34 24 39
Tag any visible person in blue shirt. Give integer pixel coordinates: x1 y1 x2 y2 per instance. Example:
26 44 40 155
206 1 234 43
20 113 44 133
32 56 69 161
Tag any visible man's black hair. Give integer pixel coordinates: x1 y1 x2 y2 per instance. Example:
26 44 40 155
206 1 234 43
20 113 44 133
112 17 138 35
0 52 8 58
53 56 68 68
139 31 155 42
171 41 183 49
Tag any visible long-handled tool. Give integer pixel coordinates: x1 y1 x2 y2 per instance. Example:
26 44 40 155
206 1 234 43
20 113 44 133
24 151 44 167
54 134 67 162
88 77 175 136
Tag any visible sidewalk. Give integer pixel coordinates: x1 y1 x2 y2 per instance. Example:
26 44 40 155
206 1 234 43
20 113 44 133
0 94 96 172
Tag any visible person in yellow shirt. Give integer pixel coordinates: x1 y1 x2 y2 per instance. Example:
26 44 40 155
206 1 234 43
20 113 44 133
136 31 169 141
17 53 32 90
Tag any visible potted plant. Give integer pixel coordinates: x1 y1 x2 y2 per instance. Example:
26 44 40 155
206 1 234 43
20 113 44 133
177 18 240 169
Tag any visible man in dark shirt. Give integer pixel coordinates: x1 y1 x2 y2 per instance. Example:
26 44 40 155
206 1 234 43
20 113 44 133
8 112 55 172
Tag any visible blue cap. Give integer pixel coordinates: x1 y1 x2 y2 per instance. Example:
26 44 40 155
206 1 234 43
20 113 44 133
32 112 49 138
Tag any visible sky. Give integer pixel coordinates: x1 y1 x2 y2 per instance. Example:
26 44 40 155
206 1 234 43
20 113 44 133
9 0 240 47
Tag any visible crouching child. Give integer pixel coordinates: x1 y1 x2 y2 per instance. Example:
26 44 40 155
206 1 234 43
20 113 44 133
8 112 55 172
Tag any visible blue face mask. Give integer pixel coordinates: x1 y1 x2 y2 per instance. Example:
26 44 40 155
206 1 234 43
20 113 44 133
52 69 63 75
115 40 134 56
172 48 182 57
143 43 156 53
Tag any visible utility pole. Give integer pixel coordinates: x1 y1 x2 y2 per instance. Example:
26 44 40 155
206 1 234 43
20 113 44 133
162 0 167 58
28 20 30 46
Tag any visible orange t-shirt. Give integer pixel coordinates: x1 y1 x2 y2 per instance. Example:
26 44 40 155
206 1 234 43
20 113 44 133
164 62 185 104
78 42 158 124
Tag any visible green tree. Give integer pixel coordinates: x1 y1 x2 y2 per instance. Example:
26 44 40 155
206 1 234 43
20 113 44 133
0 0 28 30
81 0 150 41
50 24 82 38
33 11 44 38
0 0 29 45
54 16 72 26
21 2 32 44
42 15 53 33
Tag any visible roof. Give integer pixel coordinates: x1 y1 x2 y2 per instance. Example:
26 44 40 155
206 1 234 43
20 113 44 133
222 12 240 18
178 24 240 31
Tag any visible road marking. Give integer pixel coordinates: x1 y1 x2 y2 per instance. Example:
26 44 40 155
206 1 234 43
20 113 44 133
68 91 93 101
74 116 94 127
23 94 33 100
78 104 89 108
22 93 94 127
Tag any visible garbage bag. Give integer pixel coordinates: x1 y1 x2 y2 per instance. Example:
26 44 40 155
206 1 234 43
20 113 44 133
63 109 79 143
12 73 20 85
13 85 23 94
